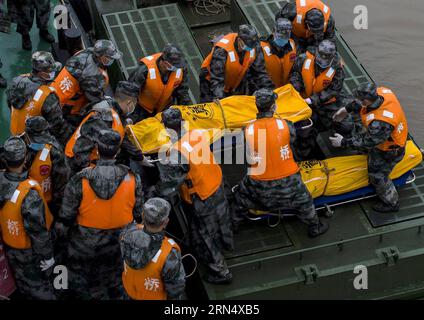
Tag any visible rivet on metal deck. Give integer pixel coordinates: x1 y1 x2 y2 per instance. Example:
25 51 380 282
102 4 203 102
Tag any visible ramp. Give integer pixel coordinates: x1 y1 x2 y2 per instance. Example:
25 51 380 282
103 4 203 102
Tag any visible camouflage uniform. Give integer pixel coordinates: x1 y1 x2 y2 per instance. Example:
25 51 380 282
7 65 73 144
275 2 336 52
25 116 70 216
64 40 122 125
128 44 191 123
0 58 6 88
342 97 405 207
199 25 274 102
0 137 56 300
13 0 50 35
156 129 234 281
59 157 144 300
120 198 186 300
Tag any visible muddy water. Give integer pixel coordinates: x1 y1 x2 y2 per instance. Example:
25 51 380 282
327 0 424 146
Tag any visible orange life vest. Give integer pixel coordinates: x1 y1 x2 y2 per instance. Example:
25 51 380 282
360 87 408 151
138 53 183 114
301 51 336 103
292 0 331 39
172 130 223 204
201 33 257 93
77 173 136 229
10 84 55 135
65 108 125 160
261 39 297 88
28 144 53 203
245 117 299 181
51 61 109 115
0 179 53 249
122 234 180 300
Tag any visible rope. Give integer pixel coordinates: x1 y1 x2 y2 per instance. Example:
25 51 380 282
189 0 230 16
182 254 198 278
214 98 228 129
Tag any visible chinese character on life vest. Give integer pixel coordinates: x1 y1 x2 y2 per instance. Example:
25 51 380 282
280 145 290 160
397 122 404 134
144 277 160 292
59 76 73 94
41 177 52 193
7 220 19 236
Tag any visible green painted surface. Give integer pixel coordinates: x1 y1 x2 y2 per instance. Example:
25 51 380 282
0 1 58 144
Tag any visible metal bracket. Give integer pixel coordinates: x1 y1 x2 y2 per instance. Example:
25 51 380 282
295 264 319 285
376 247 400 267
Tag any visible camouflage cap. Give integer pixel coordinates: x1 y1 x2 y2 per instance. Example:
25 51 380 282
97 129 121 156
162 43 185 68
6 76 33 109
354 82 378 101
305 8 325 32
32 51 56 72
143 197 171 227
238 24 259 48
25 116 49 135
115 81 139 98
93 39 123 59
161 107 183 130
275 18 292 39
3 136 27 163
254 88 278 111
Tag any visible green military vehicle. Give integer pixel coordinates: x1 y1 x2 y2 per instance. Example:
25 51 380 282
1 0 424 300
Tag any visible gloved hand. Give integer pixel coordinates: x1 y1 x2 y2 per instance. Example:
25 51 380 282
40 257 55 271
329 133 344 148
138 155 155 168
332 107 349 122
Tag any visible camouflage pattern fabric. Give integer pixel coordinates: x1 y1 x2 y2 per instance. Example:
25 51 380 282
14 0 50 35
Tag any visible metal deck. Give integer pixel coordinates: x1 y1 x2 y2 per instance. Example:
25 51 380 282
233 0 373 94
102 4 204 102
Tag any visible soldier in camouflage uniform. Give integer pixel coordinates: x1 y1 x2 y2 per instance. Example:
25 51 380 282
275 2 336 52
58 129 144 300
11 0 55 50
331 82 408 212
233 89 329 238
6 51 73 145
128 44 191 123
61 40 122 126
199 24 274 102
24 116 70 216
154 108 234 284
0 137 56 299
120 198 186 300
0 58 6 88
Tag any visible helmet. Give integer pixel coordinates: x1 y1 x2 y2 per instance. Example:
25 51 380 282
238 24 259 49
32 51 56 72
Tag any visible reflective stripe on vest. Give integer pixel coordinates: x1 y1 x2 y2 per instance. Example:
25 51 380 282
261 40 297 87
0 179 53 249
245 117 299 181
28 144 53 203
360 87 408 151
138 53 183 114
122 236 180 300
173 130 222 204
293 0 331 39
10 84 54 135
201 33 257 93
77 173 136 229
301 51 336 101
65 108 125 159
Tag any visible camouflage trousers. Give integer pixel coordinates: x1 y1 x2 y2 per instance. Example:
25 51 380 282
186 185 234 277
368 147 405 206
233 172 319 226
14 0 51 34
5 247 56 300
313 101 354 135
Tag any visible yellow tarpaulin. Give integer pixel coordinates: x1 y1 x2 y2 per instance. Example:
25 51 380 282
127 84 311 154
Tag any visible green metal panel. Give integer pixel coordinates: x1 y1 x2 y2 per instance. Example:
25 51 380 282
102 4 203 102
233 0 373 94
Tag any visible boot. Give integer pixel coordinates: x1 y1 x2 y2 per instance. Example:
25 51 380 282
372 201 399 213
39 29 55 43
203 271 233 285
307 220 329 238
0 73 6 88
22 33 32 51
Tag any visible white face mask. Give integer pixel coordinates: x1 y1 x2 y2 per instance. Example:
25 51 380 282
40 71 56 81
